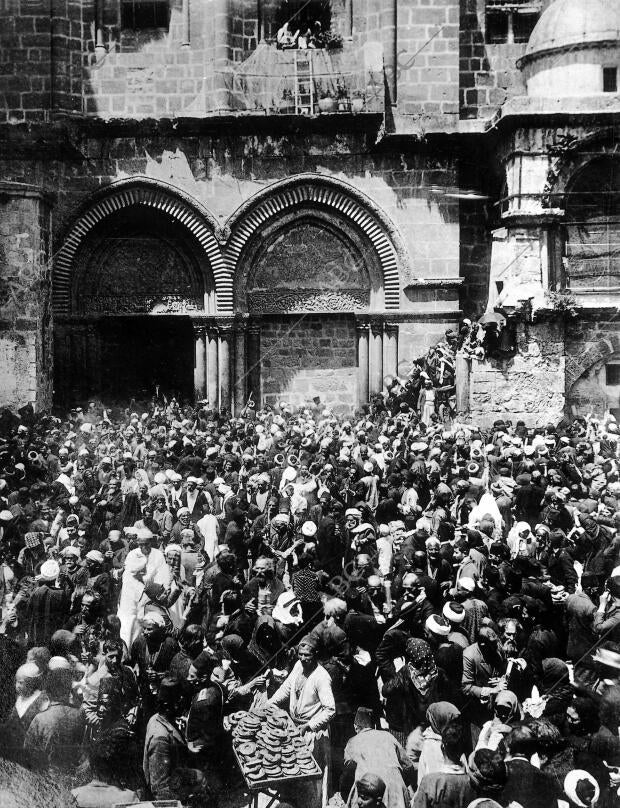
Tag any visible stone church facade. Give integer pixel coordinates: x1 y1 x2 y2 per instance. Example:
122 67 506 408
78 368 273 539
0 0 618 424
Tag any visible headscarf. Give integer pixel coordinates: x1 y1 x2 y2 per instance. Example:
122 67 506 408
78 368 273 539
426 701 461 735
541 657 569 693
564 770 600 807
493 690 521 723
405 638 436 674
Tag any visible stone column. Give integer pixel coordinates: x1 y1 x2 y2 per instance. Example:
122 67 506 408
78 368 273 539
193 323 206 400
247 322 261 408
181 0 191 46
95 0 106 60
384 322 399 381
356 321 370 405
206 325 219 410
218 321 234 414
234 320 247 415
370 319 384 395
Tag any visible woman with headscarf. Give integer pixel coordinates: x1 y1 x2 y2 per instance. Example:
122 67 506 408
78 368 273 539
418 701 462 780
383 638 460 753
563 769 601 808
540 657 574 724
507 521 537 561
476 690 521 752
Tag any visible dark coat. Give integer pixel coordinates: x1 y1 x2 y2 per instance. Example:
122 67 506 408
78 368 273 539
501 757 559 808
143 712 188 799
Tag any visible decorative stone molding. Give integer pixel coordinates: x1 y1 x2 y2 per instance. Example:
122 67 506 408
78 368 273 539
225 175 403 310
247 289 369 314
80 294 202 314
52 177 226 315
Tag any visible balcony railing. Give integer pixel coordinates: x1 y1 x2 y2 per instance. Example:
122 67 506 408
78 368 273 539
214 42 384 116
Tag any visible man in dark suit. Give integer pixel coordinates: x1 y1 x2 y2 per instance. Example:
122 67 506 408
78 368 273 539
501 726 559 808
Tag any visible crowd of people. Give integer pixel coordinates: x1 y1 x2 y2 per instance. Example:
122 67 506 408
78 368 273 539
0 376 620 808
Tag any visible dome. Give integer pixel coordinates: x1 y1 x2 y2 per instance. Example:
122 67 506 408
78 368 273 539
524 0 620 61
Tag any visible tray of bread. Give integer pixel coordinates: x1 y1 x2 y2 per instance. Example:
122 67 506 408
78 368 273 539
228 703 322 789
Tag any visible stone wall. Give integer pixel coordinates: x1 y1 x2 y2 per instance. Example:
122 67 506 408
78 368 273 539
0 187 51 410
565 317 620 418
466 320 566 427
459 0 528 121
259 314 357 410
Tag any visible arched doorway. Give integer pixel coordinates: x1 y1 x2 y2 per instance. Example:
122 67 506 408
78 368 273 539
53 193 217 406
232 201 393 411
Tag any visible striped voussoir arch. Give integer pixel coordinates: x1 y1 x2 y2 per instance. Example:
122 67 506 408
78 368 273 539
225 182 401 310
52 184 227 315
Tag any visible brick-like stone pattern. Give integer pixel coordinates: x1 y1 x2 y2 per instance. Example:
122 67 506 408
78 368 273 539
565 319 620 417
392 0 460 123
459 0 528 121
467 321 566 427
259 314 357 411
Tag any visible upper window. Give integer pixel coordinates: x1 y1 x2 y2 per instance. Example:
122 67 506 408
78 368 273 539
122 0 169 30
603 67 618 93
273 0 332 47
485 2 539 45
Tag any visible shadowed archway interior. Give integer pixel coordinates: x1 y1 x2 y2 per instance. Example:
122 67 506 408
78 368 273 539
54 205 214 405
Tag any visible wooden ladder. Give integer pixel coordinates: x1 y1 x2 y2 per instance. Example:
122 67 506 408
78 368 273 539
294 50 314 115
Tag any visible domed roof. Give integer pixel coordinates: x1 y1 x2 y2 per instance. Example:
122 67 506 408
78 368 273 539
524 0 620 60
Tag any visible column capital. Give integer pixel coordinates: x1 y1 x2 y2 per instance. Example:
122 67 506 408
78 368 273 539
191 321 206 336
355 320 370 334
384 321 399 335
215 317 235 335
369 317 384 335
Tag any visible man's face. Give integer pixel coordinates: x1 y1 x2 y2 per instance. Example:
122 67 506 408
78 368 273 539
96 692 115 720
427 544 439 561
479 630 498 655
137 537 152 556
81 595 96 620
179 512 190 526
298 646 316 667
453 546 464 562
142 620 159 641
187 481 196 492
187 663 208 690
105 649 121 672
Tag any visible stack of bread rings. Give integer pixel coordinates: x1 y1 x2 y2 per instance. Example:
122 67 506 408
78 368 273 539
229 706 321 784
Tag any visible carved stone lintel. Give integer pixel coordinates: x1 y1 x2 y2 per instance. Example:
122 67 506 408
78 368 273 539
247 289 369 314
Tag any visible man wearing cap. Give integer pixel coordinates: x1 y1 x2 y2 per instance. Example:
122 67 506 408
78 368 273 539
269 635 335 808
26 560 71 647
180 477 210 524
341 707 412 808
130 613 179 719
144 676 200 800
24 667 85 775
185 649 227 787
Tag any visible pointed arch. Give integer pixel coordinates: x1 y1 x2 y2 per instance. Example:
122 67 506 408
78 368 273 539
52 177 226 315
224 174 406 311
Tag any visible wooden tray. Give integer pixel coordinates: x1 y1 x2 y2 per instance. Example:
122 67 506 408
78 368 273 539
233 745 322 792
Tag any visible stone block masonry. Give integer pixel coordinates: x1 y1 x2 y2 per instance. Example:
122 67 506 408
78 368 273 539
466 321 566 427
259 315 357 411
